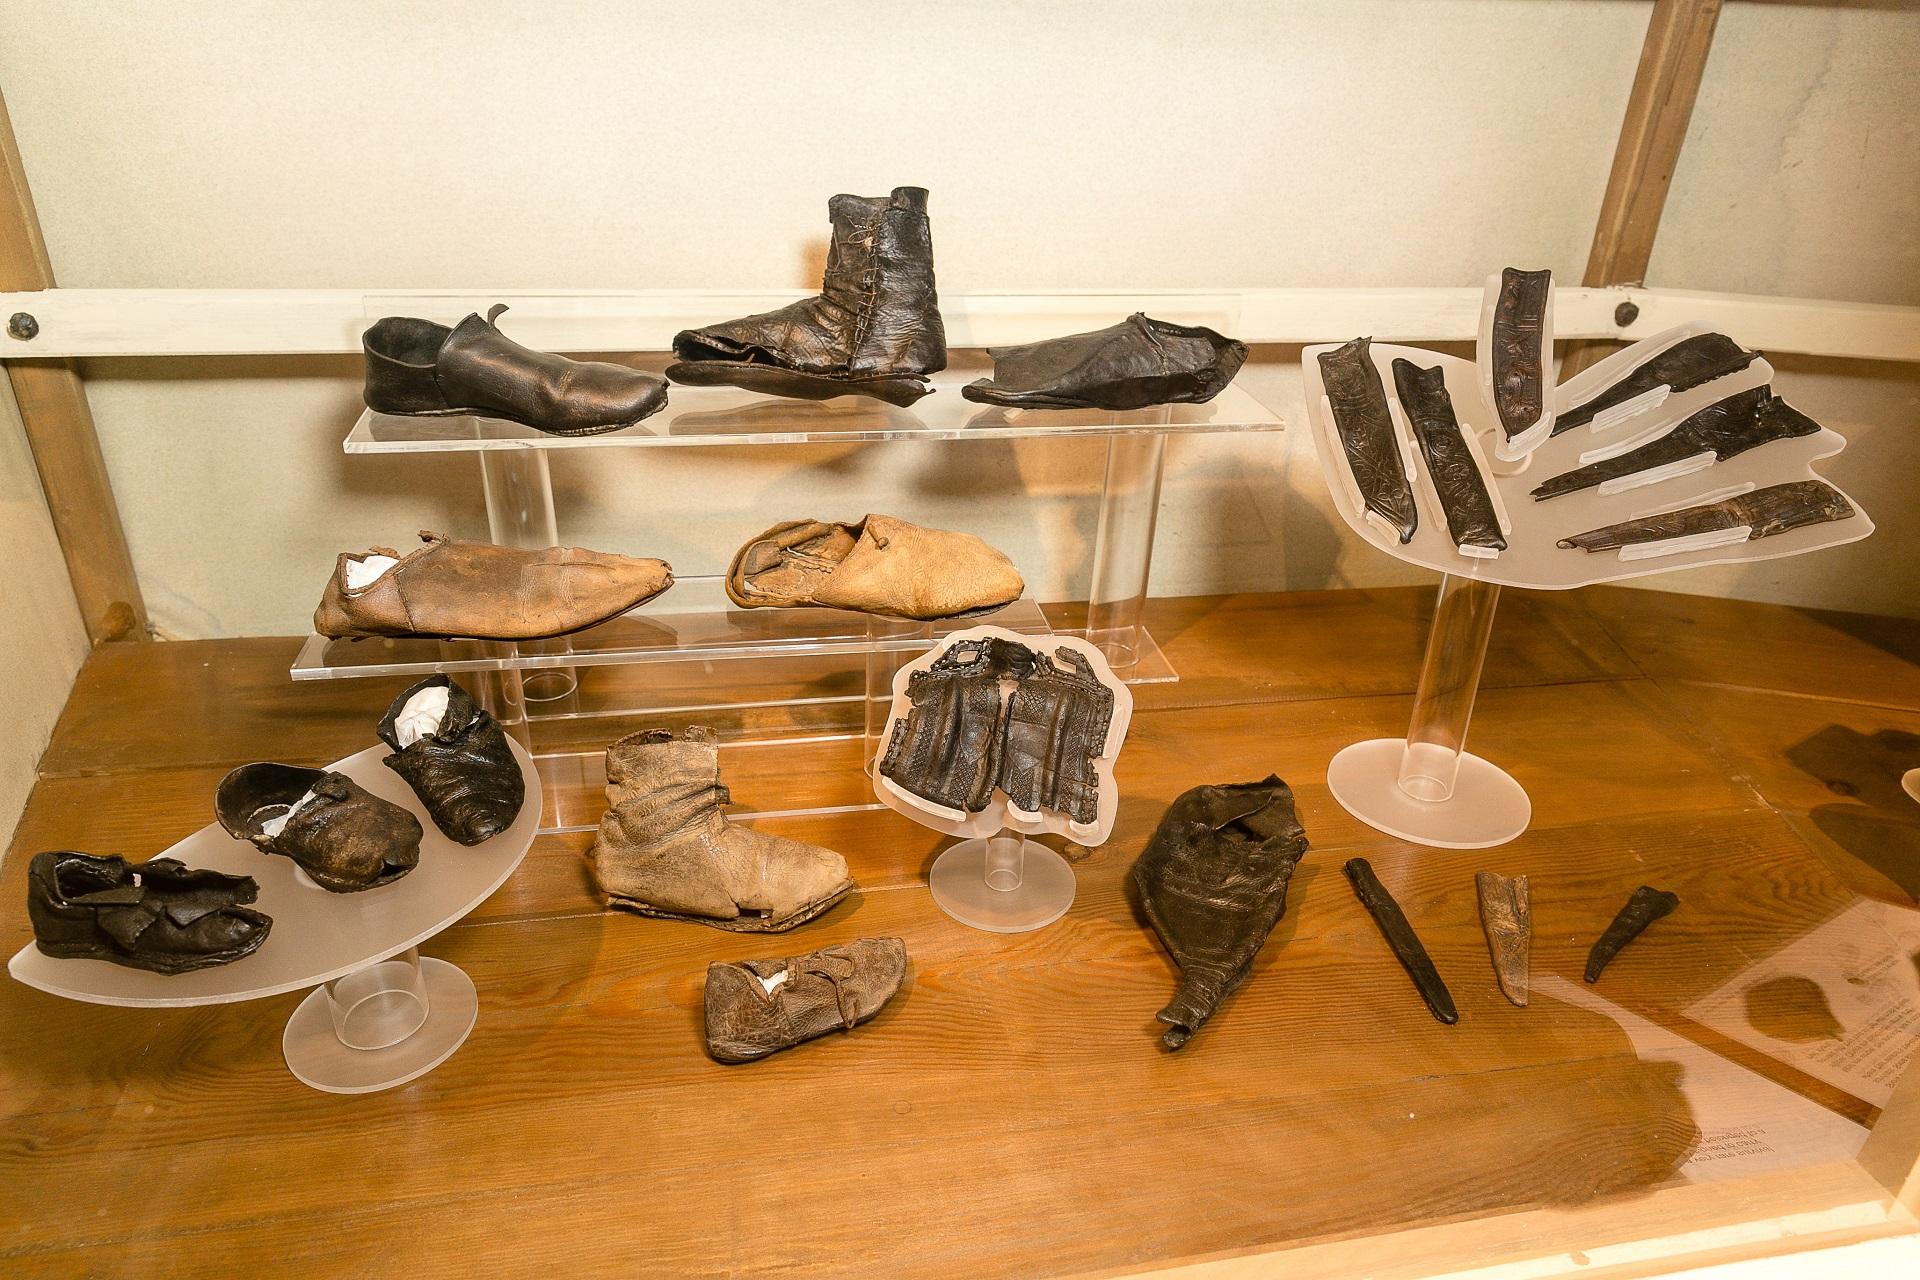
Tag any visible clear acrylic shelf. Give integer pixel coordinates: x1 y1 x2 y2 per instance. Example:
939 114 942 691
291 577 1057 681
345 377 1282 452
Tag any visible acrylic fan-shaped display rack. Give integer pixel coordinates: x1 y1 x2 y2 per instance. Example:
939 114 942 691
1302 269 1872 849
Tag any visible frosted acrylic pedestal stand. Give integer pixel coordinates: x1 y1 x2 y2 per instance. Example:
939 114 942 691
871 627 1132 934
1325 575 1531 849
928 832 1078 934
9 741 541 1095
1303 310 1871 850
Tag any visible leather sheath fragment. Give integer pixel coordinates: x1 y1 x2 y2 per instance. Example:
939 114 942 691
1345 857 1456 1025
1554 333 1760 435
1585 885 1679 982
1318 338 1417 543
1533 388 1819 501
1131 777 1310 1050
1474 871 1530 1007
1490 267 1550 443
1558 480 1855 553
1390 357 1505 552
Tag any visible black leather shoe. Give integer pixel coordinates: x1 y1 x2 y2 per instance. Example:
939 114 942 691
377 675 525 846
216 764 421 892
27 852 272 974
363 304 668 436
963 314 1247 411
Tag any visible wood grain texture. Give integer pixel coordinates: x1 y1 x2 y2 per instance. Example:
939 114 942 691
2 585 1917 1277
0 86 145 644
1564 0 1725 379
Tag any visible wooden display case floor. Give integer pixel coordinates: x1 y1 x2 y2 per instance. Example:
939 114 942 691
4 585 1919 1277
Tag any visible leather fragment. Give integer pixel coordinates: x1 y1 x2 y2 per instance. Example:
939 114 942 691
1475 871 1530 1007
1533 388 1819 501
1390 357 1505 552
1585 885 1679 982
1490 267 1550 442
1345 857 1457 1025
1319 338 1417 542
1558 480 1855 553
1553 333 1760 435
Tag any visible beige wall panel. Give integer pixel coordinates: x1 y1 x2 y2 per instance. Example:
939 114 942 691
0 377 88 847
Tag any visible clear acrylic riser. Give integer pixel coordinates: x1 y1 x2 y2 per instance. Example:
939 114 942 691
344 377 1280 451
318 380 1282 833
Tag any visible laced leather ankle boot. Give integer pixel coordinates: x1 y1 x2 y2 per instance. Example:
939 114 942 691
589 727 854 931
668 187 946 406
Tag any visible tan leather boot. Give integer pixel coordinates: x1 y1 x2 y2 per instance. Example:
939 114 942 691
589 727 853 931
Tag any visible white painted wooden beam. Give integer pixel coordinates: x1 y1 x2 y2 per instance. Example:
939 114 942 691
0 286 1914 363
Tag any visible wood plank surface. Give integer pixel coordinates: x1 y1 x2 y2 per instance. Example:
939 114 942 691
3 585 1917 1277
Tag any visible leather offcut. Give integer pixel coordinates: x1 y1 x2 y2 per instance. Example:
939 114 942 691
703 937 907 1064
669 187 945 406
376 675 525 846
879 638 1113 825
1130 777 1310 1050
362 304 668 436
961 313 1247 411
28 852 272 974
314 531 674 641
215 763 421 893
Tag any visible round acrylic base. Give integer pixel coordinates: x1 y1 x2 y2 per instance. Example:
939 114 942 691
1327 738 1532 850
282 957 478 1094
929 838 1077 933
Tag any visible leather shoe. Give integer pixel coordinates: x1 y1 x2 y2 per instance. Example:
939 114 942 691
216 763 421 893
28 852 272 974
727 514 1022 621
363 304 668 436
377 675 526 846
314 531 674 641
704 937 907 1063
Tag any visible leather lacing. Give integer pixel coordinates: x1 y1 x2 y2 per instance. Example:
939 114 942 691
783 951 860 1032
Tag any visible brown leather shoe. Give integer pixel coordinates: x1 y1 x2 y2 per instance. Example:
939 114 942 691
704 937 907 1063
363 304 668 436
314 531 673 641
589 727 853 931
216 764 421 893
726 514 1023 621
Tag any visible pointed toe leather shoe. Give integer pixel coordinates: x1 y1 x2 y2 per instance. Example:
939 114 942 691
313 531 674 641
377 675 526 846
363 304 668 436
216 763 421 892
28 851 272 974
726 514 1023 621
704 937 907 1063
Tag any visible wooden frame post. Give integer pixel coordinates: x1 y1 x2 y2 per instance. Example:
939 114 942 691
1563 0 1725 377
0 86 145 643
